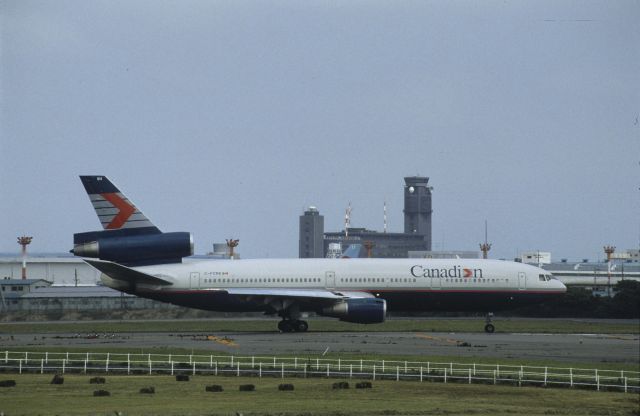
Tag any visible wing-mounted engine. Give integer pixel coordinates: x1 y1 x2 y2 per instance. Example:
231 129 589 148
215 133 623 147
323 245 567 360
321 298 387 324
72 230 193 266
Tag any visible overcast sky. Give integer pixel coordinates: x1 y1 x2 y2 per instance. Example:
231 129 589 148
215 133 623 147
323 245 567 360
1 1 639 262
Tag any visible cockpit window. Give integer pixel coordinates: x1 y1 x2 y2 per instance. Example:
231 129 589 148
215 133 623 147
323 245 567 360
539 274 546 282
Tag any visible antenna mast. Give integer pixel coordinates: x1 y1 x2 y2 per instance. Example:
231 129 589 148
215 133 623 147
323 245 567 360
479 220 491 259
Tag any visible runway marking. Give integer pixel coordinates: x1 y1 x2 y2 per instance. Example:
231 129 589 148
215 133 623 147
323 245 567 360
415 334 460 345
207 335 238 347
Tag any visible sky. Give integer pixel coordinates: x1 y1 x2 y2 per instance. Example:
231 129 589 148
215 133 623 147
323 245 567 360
1 0 639 262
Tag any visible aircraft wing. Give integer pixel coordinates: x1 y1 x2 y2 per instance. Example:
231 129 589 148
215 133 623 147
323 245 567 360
224 288 375 301
84 259 173 286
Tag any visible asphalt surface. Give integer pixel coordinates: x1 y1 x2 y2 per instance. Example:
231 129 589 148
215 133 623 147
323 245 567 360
3 330 638 364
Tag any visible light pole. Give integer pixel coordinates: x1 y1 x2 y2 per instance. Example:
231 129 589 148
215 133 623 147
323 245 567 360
17 236 33 280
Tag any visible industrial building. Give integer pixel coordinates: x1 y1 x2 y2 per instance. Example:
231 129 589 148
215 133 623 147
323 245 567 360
299 176 433 258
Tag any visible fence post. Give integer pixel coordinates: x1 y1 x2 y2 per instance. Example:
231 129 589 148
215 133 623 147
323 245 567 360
473 363 476 376
624 377 627 393
215 361 218 376
493 370 496 385
25 352 28 364
405 361 407 373
84 359 87 374
396 366 399 381
106 353 109 373
544 367 547 386
596 373 600 391
210 355 213 368
382 360 385 373
420 367 423 382
127 359 130 375
44 351 47 364
373 365 376 380
194 361 197 376
148 360 151 375
237 362 240 377
327 363 330 377
338 358 341 372
62 359 65 374
19 359 22 374
259 362 262 378
570 368 573 387
360 359 363 372
281 363 284 379
171 361 174 376
518 369 522 387
41 359 44 374
469 368 472 384
304 363 307 378
444 368 447 383
427 362 430 373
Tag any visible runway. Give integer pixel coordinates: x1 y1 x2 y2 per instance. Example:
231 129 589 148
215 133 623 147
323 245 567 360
3 330 638 364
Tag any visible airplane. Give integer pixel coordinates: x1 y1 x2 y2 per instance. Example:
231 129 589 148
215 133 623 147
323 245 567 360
73 176 567 333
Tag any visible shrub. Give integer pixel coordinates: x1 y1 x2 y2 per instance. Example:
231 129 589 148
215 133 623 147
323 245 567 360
175 374 190 382
239 384 255 391
93 390 110 397
139 387 155 394
89 377 106 384
51 374 64 385
205 385 223 392
0 380 16 388
278 383 294 391
332 381 349 389
355 382 372 389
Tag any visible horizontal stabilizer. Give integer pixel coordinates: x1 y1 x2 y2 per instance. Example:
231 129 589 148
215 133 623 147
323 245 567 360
84 259 173 286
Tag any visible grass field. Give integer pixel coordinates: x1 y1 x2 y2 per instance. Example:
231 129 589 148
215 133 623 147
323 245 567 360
1 318 638 335
0 373 638 416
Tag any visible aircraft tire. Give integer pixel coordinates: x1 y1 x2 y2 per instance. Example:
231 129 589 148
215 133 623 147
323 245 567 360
294 320 309 332
484 323 495 333
278 320 294 333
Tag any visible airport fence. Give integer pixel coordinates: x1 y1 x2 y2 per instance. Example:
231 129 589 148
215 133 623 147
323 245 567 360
0 350 638 393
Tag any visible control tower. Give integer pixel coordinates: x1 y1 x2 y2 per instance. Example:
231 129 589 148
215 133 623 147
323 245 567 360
403 176 432 250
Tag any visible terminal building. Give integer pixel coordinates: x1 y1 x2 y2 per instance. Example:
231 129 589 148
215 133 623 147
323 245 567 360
299 176 433 258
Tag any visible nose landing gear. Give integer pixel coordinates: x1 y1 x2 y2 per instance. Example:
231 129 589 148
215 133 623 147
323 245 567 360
484 313 495 333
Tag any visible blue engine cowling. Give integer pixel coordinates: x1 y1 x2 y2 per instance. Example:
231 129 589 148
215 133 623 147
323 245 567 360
321 298 386 324
71 232 193 265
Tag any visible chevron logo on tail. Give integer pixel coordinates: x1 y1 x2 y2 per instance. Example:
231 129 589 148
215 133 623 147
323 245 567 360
80 176 159 232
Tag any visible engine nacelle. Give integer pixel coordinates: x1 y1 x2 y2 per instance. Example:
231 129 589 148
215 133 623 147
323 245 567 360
72 232 193 265
321 298 386 324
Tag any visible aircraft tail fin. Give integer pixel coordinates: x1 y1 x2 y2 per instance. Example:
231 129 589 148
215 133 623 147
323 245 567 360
80 175 160 233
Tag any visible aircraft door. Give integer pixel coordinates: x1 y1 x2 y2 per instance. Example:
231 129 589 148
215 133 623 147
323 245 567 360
518 272 526 290
190 272 200 289
325 271 336 289
431 275 441 290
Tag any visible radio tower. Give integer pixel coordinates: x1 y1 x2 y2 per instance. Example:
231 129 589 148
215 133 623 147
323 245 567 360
383 201 388 233
604 245 615 296
226 238 239 260
17 236 33 279
344 202 352 238
479 221 491 259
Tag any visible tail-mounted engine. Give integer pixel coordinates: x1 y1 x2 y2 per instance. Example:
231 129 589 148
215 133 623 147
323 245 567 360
72 230 193 266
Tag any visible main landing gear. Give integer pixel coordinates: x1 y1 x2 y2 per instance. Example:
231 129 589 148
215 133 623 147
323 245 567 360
484 312 495 333
278 319 309 333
